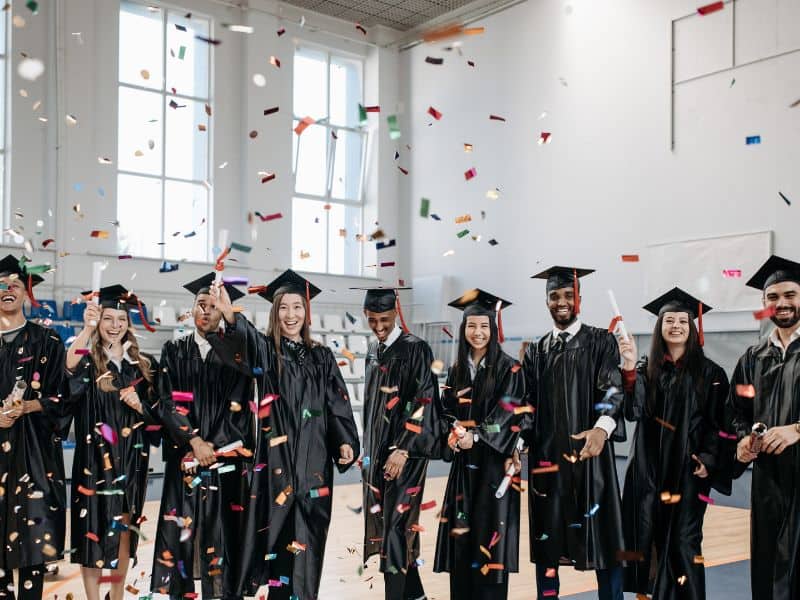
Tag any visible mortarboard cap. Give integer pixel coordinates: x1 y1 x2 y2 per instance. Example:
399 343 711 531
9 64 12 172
353 286 412 313
255 269 321 304
448 288 512 317
0 254 44 287
183 272 245 302
643 287 713 318
745 255 800 291
531 266 595 292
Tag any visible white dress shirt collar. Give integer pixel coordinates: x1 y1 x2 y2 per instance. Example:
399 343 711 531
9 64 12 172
552 318 582 341
769 325 800 357
104 347 135 371
194 330 212 360
381 323 403 349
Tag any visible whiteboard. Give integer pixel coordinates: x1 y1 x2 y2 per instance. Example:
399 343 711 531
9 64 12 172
645 231 772 312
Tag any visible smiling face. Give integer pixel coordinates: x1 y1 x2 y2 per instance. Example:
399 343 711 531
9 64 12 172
661 311 691 346
764 281 800 329
464 315 492 352
277 293 306 340
364 309 397 343
547 287 578 328
0 276 26 320
98 307 129 346
193 292 222 334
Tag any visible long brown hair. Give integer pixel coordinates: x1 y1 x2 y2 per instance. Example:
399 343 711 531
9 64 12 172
90 308 153 393
266 289 318 375
646 311 705 414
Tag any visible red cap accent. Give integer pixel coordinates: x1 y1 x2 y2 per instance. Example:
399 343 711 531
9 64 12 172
697 301 704 346
573 268 580 316
26 274 41 308
136 297 156 333
395 290 410 334
496 302 505 343
608 315 623 334
306 281 312 327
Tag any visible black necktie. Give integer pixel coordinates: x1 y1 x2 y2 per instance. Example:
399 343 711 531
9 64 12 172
377 343 387 360
553 331 570 352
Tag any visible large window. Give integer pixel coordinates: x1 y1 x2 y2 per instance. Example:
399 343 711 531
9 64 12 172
0 7 7 229
292 46 366 276
117 1 212 261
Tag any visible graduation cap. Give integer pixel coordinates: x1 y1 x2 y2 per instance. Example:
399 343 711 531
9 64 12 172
0 254 46 308
351 286 413 333
250 269 321 326
183 272 245 302
448 288 512 342
745 255 800 291
531 266 595 315
643 287 712 345
80 284 156 332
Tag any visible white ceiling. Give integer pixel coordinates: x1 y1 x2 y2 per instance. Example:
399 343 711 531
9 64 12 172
277 0 500 31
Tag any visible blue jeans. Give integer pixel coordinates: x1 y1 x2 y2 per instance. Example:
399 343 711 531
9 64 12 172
535 563 623 600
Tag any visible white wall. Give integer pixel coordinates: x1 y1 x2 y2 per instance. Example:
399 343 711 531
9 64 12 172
2 0 405 340
399 0 800 341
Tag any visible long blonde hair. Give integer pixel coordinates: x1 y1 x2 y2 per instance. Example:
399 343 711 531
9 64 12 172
266 289 318 375
90 308 153 393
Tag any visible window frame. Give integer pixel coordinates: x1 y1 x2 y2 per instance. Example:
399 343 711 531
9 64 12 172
116 0 214 262
292 43 367 276
0 7 8 232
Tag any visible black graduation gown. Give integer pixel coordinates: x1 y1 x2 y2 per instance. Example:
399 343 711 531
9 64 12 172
208 314 360 599
361 331 442 574
621 356 731 599
521 324 625 571
0 322 70 570
728 336 800 600
67 353 189 568
150 334 254 598
433 351 525 584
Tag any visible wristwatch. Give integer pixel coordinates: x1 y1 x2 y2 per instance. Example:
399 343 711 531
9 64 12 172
473 432 480 444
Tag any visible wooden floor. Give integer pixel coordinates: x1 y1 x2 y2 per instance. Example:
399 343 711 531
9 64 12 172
38 476 750 599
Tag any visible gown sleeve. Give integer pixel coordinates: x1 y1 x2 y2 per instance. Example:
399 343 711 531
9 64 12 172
520 340 539 451
207 313 270 378
479 356 526 457
322 347 361 472
392 340 442 458
33 333 71 436
142 354 194 447
726 351 754 479
695 362 732 495
439 370 459 463
622 359 648 423
594 331 626 442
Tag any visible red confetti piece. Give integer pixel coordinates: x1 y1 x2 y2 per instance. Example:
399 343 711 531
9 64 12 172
386 396 400 410
294 116 315 135
464 167 477 180
85 532 100 542
398 167 409 175
718 430 737 440
172 391 194 402
365 105 380 112
441 326 453 339
735 384 756 398
118 254 133 260
697 1 724 15
405 422 422 434
531 465 559 474
427 106 442 120
420 500 437 510
90 230 109 239
722 269 742 278
42 238 55 248
230 503 245 511
380 261 395 267
269 55 281 68
100 423 118 445
538 131 552 144
261 173 276 184
77 485 95 496
98 575 122 584
511 363 522 373
697 493 715 505
654 417 676 432
277 27 285 36
753 305 776 320
356 23 367 35
405 486 421 495
621 254 639 262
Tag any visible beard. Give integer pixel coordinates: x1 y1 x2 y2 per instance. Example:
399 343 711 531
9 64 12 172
770 306 800 329
549 306 576 328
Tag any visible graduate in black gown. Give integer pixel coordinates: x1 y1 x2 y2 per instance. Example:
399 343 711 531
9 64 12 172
65 285 191 600
208 270 359 599
353 286 442 600
728 255 800 600
0 255 70 600
150 274 253 600
433 289 526 600
616 288 731 600
521 266 625 600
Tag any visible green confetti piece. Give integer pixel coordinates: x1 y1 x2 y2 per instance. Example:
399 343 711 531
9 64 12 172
26 0 38 13
387 115 401 140
217 463 236 474
302 408 322 419
483 423 501 433
178 45 186 60
456 229 470 238
420 198 430 218
230 242 252 253
358 104 367 127
24 263 51 274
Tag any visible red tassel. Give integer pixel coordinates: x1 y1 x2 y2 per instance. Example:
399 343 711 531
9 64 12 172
305 282 312 327
136 297 156 333
608 315 623 334
395 290 410 334
496 301 505 344
697 301 704 346
573 268 580 316
26 275 41 308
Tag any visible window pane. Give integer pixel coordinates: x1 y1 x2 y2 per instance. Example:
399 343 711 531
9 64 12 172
292 197 327 273
165 97 208 181
119 2 163 90
0 9 6 55
118 86 163 175
327 202 362 276
331 130 364 202
329 56 362 128
293 48 327 119
294 123 328 196
0 58 5 149
166 11 209 98
117 174 163 258
163 180 209 261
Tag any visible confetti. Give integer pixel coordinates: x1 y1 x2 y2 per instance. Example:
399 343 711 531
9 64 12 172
90 230 109 239
18 57 45 81
621 254 639 262
269 55 281 68
538 132 552 145
294 116 315 135
489 114 506 122
697 1 724 15
531 464 559 474
427 106 442 120
779 191 791 206
722 269 742 278
718 430 737 440
263 106 279 116
397 166 409 175
735 383 756 398
455 214 472 224
425 56 444 65
456 229 470 238
654 417 676 431
419 198 430 218
464 167 477 180
746 135 761 145
387 115 401 140
377 239 396 250
261 173 276 184
697 493 715 504
159 261 179 273
753 306 776 320
488 239 499 246
172 391 193 402
270 435 288 447
355 22 367 35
